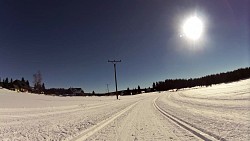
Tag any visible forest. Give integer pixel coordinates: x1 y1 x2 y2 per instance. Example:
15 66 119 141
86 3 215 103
152 67 250 91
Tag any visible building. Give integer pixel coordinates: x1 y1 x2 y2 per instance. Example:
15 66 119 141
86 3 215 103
68 88 84 96
12 80 30 92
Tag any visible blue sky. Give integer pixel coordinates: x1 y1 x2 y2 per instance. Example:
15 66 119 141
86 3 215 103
0 0 249 93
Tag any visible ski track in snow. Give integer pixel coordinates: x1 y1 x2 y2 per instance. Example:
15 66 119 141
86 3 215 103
156 79 250 141
0 79 249 141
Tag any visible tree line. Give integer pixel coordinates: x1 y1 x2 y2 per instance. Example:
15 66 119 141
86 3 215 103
1 67 249 95
0 77 30 91
0 71 45 93
152 67 250 91
123 85 142 95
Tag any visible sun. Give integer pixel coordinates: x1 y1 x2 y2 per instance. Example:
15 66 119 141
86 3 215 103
183 16 203 40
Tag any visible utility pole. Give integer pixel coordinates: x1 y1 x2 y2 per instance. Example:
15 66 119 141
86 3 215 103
106 84 109 94
108 60 121 100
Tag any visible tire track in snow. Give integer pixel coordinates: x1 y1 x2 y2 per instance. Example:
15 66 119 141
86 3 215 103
154 96 226 141
69 101 139 141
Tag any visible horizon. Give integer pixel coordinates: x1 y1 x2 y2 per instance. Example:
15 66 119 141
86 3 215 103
1 0 249 93
1 67 249 93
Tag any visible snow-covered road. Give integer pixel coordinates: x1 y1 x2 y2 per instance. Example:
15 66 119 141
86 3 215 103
0 79 249 141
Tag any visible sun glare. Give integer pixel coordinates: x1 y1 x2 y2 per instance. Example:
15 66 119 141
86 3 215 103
183 16 203 40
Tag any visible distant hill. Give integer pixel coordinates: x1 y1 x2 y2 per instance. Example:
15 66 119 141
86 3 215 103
152 67 250 91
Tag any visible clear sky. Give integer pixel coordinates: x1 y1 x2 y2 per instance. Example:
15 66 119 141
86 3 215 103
0 0 249 93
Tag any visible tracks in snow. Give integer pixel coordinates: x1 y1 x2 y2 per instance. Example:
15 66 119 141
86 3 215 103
153 96 226 141
71 95 226 141
0 103 115 127
70 101 139 141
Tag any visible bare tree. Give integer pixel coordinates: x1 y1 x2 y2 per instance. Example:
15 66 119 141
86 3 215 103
33 71 42 93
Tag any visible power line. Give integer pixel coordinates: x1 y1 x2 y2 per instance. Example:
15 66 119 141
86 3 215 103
108 60 121 100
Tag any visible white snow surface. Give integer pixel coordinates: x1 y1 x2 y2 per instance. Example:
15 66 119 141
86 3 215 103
0 79 249 141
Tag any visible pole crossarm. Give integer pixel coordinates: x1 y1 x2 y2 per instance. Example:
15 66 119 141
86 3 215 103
108 60 121 64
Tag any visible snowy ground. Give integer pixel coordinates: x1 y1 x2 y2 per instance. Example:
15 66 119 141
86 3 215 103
0 79 249 141
157 79 250 141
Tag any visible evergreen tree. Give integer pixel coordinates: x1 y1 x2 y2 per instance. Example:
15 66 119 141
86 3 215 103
137 85 141 94
5 78 8 84
9 78 13 88
126 87 131 95
21 77 25 83
26 80 30 87
152 82 156 90
4 78 9 88
42 83 45 90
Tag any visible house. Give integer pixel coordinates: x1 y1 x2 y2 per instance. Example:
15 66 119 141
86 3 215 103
68 88 84 96
12 80 30 92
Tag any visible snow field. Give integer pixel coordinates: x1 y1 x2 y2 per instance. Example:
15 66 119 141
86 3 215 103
156 79 250 141
0 89 146 140
0 79 249 141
